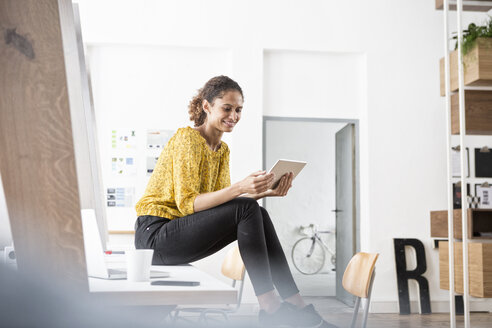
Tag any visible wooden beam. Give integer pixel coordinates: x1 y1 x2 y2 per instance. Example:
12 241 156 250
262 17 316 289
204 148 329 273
108 230 136 235
0 0 87 289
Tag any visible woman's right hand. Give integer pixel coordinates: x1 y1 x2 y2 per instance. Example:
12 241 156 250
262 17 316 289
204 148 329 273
238 170 275 195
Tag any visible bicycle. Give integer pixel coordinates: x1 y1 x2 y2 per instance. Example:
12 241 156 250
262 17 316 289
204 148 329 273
291 223 336 275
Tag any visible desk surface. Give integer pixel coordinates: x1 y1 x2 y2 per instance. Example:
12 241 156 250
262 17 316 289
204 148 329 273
1 250 236 306
89 263 237 306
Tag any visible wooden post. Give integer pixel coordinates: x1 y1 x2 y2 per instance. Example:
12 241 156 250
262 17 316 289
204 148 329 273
0 0 87 289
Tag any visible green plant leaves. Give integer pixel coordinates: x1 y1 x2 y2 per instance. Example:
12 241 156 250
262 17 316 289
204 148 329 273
454 17 492 55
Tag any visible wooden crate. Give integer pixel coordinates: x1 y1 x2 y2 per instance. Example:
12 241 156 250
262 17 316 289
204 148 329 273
431 209 492 239
440 38 492 96
469 209 492 239
450 90 492 135
436 0 492 12
430 209 462 238
439 241 492 297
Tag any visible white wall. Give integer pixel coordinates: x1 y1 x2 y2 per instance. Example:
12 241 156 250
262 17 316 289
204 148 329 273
77 0 492 312
264 50 365 119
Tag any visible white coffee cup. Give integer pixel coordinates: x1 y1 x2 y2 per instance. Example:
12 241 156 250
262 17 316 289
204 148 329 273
126 249 154 282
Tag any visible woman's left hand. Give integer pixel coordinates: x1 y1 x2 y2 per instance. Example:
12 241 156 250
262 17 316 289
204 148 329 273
266 172 294 197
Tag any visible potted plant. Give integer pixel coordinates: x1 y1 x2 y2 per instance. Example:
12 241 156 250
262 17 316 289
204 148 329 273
440 17 492 96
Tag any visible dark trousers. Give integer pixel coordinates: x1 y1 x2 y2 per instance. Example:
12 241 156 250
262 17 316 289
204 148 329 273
134 197 299 298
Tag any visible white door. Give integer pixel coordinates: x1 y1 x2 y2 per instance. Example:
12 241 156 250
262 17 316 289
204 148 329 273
335 123 356 306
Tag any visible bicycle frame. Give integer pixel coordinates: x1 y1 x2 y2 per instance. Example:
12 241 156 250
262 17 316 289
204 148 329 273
292 224 337 275
304 233 334 259
302 223 335 256
315 234 335 257
306 237 316 257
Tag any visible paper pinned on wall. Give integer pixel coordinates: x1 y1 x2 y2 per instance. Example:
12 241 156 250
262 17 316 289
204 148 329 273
146 156 159 175
476 184 492 209
146 130 174 176
451 146 470 178
111 129 137 150
111 157 137 176
475 147 492 178
106 187 135 208
147 129 174 150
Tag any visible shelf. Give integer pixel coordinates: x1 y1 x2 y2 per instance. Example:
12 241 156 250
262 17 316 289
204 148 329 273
436 0 492 12
439 241 492 297
440 38 492 96
430 209 492 239
450 90 492 135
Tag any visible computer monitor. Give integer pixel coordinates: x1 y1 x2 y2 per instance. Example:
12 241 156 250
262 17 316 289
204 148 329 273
0 172 13 250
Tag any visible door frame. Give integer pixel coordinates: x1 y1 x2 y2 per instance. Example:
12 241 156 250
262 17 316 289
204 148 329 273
262 115 361 260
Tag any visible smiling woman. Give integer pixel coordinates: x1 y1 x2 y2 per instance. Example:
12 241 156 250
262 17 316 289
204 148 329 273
188 75 243 132
134 75 336 328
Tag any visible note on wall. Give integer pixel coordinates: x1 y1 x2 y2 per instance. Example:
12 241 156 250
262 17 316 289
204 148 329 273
476 184 492 209
111 157 136 176
111 129 137 150
146 156 159 176
146 129 174 176
106 187 135 208
147 129 174 150
451 146 469 178
475 147 492 178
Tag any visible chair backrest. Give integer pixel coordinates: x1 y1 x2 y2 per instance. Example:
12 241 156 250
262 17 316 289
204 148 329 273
342 252 379 298
221 245 245 281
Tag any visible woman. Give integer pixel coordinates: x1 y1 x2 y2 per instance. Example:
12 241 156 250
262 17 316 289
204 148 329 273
134 76 334 328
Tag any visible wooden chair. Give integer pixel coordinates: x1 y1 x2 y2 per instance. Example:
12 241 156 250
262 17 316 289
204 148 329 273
342 252 379 328
171 245 246 324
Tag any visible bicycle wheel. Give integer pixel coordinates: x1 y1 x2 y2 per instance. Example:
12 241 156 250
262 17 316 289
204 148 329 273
291 237 326 275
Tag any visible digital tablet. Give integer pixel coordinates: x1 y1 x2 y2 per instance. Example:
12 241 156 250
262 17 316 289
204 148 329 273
268 159 307 189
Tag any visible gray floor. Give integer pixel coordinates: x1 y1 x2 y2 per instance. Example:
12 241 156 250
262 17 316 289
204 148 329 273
294 272 336 297
168 296 349 327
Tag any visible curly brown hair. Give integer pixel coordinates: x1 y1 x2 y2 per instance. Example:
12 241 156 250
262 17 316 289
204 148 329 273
188 75 244 127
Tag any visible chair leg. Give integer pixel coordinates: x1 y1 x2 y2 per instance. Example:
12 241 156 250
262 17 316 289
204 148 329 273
198 311 207 323
362 298 371 328
171 309 180 323
200 309 229 323
361 270 376 328
351 297 361 328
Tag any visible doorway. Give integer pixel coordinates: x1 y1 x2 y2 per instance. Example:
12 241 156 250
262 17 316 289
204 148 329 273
263 117 360 301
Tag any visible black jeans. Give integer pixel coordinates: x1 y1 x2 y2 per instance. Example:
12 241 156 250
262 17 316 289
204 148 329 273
134 197 299 298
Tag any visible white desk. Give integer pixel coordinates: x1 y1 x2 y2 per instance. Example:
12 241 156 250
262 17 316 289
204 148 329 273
1 250 236 306
89 264 237 306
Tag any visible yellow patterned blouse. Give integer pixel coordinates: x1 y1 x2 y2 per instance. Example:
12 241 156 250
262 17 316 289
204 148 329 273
135 126 230 219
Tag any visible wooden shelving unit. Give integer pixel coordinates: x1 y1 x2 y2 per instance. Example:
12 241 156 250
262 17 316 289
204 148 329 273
436 1 492 327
